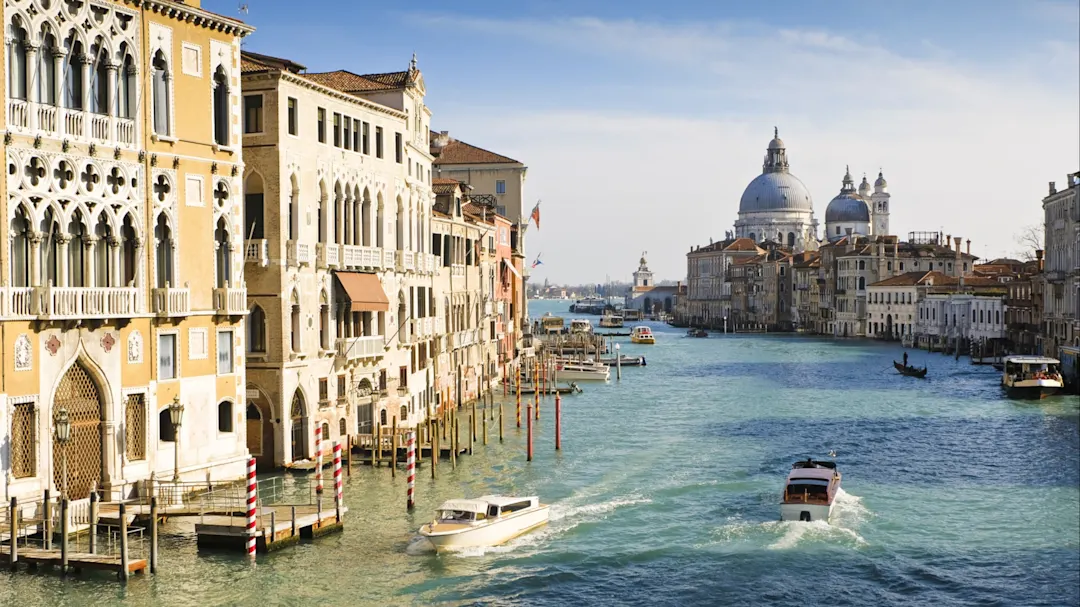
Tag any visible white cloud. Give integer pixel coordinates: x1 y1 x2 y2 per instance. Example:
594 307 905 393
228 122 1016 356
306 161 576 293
423 14 1079 284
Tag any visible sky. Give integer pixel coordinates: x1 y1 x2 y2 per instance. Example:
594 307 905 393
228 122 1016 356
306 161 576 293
212 0 1080 285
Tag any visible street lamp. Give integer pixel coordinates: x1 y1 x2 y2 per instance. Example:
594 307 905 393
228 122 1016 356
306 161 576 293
54 407 72 500
169 396 184 484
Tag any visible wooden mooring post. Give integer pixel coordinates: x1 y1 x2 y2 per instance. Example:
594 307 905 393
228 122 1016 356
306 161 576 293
118 503 129 582
469 401 476 455
60 498 69 574
8 497 18 570
516 371 522 428
555 392 562 451
431 419 438 479
89 492 99 554
391 418 398 478
499 399 504 442
43 489 51 551
150 496 159 573
451 415 458 469
526 403 534 462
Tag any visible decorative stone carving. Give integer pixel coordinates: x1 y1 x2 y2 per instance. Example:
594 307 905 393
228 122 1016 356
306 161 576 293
101 332 116 353
127 330 143 364
45 334 61 356
14 334 32 371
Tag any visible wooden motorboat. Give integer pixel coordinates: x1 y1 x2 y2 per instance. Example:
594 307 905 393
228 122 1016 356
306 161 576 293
686 328 708 338
419 496 550 553
510 381 582 395
893 360 928 378
1001 356 1063 399
554 360 610 382
780 458 841 522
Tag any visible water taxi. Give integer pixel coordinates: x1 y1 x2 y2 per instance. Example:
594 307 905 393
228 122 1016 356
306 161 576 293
569 319 594 335
780 458 841 522
599 314 624 328
554 359 611 382
419 496 549 553
1001 356 1064 399
630 326 655 344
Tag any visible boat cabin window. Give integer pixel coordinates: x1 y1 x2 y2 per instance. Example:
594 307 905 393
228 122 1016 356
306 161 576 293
488 505 500 518
500 500 532 514
786 480 830 502
439 509 485 522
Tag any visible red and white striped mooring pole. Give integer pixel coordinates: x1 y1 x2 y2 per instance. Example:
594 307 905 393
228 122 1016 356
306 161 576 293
245 457 257 558
333 441 343 521
406 431 416 510
314 424 323 494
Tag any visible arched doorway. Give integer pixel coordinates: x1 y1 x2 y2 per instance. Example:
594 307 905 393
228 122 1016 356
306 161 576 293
885 314 893 340
290 391 307 461
52 362 104 500
246 397 276 470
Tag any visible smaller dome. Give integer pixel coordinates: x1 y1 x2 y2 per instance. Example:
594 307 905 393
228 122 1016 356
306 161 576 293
767 126 784 150
825 194 870 223
874 171 888 189
858 175 871 196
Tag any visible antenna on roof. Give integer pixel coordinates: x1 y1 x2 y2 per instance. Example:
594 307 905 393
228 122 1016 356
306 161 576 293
238 2 249 14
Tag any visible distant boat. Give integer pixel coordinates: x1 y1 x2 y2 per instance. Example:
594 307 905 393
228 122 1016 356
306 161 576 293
599 313 624 328
419 496 550 553
780 459 842 522
686 328 708 338
630 326 655 344
893 360 928 378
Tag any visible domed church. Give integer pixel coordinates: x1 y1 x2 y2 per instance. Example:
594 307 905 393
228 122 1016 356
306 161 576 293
823 166 891 242
733 128 820 252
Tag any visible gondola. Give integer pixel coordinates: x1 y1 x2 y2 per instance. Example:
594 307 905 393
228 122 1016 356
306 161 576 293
893 360 928 378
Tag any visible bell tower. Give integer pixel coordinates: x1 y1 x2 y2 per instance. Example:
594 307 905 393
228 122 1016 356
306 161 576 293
633 252 654 291
872 170 891 236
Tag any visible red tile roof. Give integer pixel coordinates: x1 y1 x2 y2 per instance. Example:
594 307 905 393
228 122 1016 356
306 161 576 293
431 133 520 164
724 238 763 252
432 178 460 186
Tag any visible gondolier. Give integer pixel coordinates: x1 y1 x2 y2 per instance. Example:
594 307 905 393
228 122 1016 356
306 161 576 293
903 351 909 366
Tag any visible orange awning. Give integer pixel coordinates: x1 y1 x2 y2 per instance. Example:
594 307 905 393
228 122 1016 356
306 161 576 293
334 272 389 312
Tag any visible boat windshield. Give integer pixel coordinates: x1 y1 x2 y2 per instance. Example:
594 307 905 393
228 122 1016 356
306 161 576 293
785 480 831 504
437 509 486 522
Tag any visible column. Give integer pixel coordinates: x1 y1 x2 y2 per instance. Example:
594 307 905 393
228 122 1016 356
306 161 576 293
52 50 65 113
56 235 70 287
28 231 43 288
84 236 98 288
106 63 118 139
108 236 122 287
80 54 92 138
26 44 39 130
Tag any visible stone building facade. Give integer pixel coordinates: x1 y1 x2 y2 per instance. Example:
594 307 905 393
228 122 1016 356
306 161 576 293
1042 172 1080 356
2 0 252 501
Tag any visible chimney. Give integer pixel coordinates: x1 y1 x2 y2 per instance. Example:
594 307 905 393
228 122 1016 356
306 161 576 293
1036 249 1044 272
1049 181 1057 195
966 239 971 255
954 236 961 255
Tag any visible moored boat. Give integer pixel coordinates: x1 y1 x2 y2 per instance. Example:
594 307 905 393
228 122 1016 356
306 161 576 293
893 360 928 378
780 458 842 522
599 314 624 328
569 319 594 335
554 360 610 382
1001 356 1063 399
597 354 646 367
419 496 550 553
630 326 655 344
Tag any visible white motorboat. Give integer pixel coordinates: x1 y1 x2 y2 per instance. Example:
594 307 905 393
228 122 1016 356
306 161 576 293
1001 356 1064 399
780 458 841 522
599 314 624 328
554 359 611 382
419 496 549 553
569 319 594 334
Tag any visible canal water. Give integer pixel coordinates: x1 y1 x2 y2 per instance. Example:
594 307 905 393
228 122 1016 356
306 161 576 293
3 299 1078 606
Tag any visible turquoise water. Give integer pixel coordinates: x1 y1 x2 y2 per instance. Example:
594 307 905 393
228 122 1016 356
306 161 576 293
3 298 1078 606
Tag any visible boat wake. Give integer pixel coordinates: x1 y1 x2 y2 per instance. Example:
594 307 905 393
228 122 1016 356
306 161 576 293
413 494 652 558
705 488 871 551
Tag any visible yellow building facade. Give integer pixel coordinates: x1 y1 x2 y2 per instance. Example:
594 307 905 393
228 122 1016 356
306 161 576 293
1 0 251 502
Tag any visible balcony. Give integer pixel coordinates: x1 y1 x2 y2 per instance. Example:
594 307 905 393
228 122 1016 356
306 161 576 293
451 264 466 277
151 285 191 317
316 243 340 269
7 100 138 147
287 240 312 266
1045 270 1066 283
213 286 247 315
383 249 396 269
397 250 415 273
244 239 269 267
411 317 434 339
341 245 384 270
6 286 140 320
335 335 385 361
435 316 447 335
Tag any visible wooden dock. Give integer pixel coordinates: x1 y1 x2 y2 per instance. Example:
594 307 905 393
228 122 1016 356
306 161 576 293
0 545 147 575
195 504 346 553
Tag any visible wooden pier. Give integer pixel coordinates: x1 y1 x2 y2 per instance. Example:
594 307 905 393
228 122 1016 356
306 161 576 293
195 504 346 553
0 545 147 576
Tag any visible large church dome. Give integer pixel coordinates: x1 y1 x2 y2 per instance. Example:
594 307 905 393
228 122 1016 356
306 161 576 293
738 128 814 214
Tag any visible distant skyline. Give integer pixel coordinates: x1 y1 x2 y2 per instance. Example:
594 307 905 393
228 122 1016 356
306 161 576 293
214 0 1079 284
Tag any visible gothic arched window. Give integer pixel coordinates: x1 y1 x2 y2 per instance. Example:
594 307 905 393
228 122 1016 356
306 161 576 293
212 66 229 146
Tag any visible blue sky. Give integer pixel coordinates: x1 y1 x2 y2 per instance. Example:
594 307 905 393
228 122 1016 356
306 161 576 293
213 0 1080 284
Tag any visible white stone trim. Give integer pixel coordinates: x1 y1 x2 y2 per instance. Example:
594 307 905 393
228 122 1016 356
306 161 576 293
188 328 209 360
181 41 203 78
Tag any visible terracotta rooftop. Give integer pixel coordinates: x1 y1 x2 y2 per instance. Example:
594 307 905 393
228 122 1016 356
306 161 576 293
241 51 305 74
432 178 460 186
725 238 764 252
431 132 520 165
870 271 955 288
432 182 460 196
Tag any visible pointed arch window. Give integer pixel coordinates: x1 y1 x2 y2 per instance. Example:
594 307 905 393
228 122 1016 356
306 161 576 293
90 42 109 115
154 214 174 288
121 214 138 286
93 214 111 287
10 207 31 287
212 66 229 146
215 217 231 288
8 22 28 100
361 190 372 247
41 209 61 287
318 188 328 243
376 196 384 248
319 292 330 351
64 40 84 110
152 51 170 135
39 33 58 105
118 54 135 118
290 292 301 353
248 305 267 353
